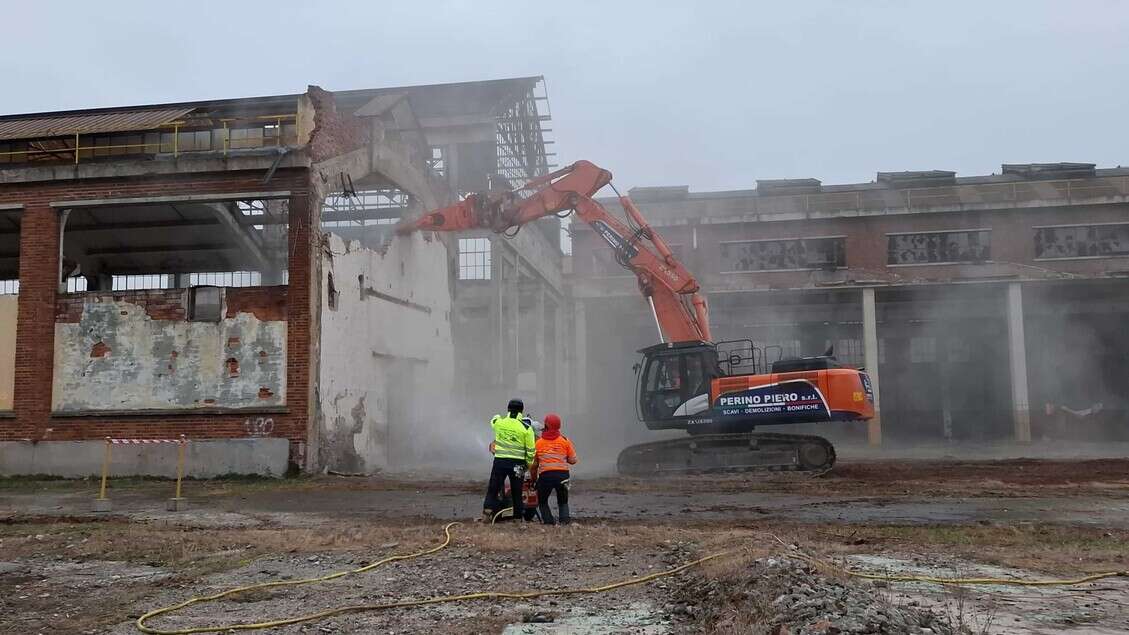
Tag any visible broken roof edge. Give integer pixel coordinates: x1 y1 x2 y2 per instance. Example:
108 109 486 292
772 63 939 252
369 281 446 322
0 76 544 122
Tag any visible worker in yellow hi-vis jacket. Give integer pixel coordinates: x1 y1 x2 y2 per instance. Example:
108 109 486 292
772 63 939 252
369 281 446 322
483 398 536 521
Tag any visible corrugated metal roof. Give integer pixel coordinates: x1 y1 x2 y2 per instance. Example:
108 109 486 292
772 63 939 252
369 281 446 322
0 107 194 141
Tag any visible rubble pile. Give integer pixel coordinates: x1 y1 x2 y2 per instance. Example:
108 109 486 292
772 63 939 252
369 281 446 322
674 557 960 634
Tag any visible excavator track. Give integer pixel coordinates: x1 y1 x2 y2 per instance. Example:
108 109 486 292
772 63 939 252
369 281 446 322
616 432 836 477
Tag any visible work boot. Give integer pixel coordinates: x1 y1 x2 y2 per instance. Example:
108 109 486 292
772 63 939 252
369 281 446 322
558 503 571 525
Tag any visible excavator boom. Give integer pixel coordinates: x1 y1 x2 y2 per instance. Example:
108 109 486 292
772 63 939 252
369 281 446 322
398 161 710 343
398 159 872 475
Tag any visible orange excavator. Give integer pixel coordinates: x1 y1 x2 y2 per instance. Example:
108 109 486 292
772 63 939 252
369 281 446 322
397 160 874 474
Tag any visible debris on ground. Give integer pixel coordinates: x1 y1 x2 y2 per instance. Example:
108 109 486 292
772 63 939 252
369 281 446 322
675 556 960 634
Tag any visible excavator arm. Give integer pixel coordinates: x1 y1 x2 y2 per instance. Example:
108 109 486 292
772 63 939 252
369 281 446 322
397 160 710 343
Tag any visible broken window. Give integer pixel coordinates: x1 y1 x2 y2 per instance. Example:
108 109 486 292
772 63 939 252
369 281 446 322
190 271 261 287
0 209 18 294
720 237 845 272
887 230 990 265
59 198 288 293
1034 223 1129 260
321 187 409 250
113 274 174 290
457 238 492 280
427 146 446 178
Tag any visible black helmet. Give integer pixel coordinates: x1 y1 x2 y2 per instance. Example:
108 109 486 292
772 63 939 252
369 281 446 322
507 398 524 414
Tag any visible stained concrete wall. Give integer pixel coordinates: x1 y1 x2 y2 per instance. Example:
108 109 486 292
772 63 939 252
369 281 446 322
52 295 286 412
316 232 454 473
0 438 289 477
0 295 14 410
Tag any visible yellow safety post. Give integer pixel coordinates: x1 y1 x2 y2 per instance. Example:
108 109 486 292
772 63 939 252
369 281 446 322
175 435 186 498
93 437 112 512
167 435 188 511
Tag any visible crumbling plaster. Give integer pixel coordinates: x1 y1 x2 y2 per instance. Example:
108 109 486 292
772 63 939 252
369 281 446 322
316 231 454 473
300 85 456 473
52 298 286 412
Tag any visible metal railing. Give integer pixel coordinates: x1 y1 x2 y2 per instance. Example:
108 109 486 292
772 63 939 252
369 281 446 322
0 114 298 165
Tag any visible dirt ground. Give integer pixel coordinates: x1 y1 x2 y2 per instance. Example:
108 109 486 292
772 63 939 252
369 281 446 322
2 458 1129 634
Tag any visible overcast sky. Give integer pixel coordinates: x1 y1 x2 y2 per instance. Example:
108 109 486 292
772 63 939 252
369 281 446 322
5 1 1127 191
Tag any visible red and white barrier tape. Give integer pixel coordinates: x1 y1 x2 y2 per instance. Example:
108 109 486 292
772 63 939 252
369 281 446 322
107 438 185 445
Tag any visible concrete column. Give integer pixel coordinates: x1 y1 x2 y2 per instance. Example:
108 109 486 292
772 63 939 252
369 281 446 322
1006 282 1032 443
507 261 519 383
861 287 882 446
572 298 588 417
488 246 502 385
534 285 546 400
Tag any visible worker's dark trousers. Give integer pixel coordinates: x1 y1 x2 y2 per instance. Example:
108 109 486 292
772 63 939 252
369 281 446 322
484 457 525 520
536 470 570 525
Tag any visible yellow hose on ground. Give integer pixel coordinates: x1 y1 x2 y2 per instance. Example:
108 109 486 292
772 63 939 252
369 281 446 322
136 521 729 635
137 524 1129 634
491 507 514 524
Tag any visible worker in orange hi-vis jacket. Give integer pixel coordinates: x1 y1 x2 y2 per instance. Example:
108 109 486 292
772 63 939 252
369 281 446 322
531 413 578 525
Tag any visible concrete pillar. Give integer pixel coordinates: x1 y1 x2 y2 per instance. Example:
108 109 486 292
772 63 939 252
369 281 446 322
1006 282 1032 443
861 287 882 446
572 299 588 417
489 247 503 385
86 273 113 291
507 261 519 384
534 285 546 400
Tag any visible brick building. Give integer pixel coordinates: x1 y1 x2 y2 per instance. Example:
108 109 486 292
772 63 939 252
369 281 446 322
0 77 558 476
568 164 1129 451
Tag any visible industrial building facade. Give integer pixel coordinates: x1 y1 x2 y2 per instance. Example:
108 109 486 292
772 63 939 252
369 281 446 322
0 77 559 476
4 75 1125 476
569 165 1129 450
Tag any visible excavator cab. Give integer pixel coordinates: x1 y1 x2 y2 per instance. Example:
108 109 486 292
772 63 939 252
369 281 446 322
636 341 720 427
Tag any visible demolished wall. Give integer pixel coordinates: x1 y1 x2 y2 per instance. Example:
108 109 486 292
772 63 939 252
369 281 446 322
52 288 287 412
316 232 454 473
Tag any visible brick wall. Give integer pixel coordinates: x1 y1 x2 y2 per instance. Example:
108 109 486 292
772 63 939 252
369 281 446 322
56 289 187 323
227 286 288 320
0 169 312 469
55 286 288 323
